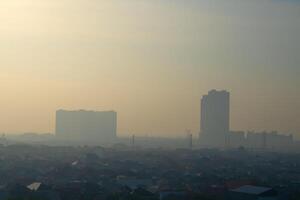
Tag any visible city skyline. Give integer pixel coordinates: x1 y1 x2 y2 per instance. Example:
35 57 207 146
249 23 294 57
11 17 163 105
0 88 297 140
0 0 299 137
0 1 299 199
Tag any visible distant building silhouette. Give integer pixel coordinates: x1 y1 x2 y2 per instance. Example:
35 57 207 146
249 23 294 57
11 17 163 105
245 131 293 150
200 90 230 147
228 131 246 148
227 130 294 150
56 110 117 144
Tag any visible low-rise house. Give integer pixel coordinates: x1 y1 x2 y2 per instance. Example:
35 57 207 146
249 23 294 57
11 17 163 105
229 185 278 200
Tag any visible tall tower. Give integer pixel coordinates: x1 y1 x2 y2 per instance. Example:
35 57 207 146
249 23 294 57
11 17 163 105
200 90 230 147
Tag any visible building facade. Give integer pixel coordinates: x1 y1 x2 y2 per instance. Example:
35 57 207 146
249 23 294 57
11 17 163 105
56 110 117 144
200 90 230 147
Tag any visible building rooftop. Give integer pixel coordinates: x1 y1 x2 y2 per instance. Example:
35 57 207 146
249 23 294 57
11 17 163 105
230 185 272 195
27 182 42 191
57 109 116 113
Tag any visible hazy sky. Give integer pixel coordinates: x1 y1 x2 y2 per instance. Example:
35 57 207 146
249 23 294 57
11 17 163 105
0 0 299 137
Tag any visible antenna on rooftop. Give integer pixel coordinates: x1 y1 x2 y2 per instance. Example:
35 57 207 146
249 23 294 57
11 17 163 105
131 134 135 147
262 132 267 150
186 129 193 149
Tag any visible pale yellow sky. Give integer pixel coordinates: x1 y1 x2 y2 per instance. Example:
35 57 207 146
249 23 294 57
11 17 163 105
0 0 299 137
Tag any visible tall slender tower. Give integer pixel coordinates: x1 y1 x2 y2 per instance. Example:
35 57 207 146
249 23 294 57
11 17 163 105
200 90 230 147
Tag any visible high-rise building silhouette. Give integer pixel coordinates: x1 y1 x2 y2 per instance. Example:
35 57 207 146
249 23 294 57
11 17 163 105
200 90 230 147
56 110 117 144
